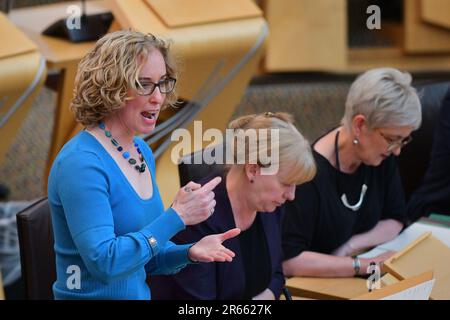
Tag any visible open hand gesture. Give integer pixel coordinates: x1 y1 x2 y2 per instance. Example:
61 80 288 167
188 228 241 263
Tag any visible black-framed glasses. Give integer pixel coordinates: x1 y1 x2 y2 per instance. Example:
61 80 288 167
378 131 413 152
136 77 176 96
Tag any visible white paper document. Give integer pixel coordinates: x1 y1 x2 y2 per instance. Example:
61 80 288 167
359 222 450 259
381 279 435 300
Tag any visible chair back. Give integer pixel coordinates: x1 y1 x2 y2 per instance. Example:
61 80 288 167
16 198 55 300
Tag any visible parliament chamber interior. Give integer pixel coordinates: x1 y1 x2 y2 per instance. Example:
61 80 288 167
0 0 450 301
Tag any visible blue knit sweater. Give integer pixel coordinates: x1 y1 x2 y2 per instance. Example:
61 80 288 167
48 131 191 299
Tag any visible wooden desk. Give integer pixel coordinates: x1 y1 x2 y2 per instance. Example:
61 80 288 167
286 276 369 300
264 0 450 72
9 0 111 178
0 12 46 165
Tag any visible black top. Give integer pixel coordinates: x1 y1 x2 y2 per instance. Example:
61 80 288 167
282 146 407 259
238 214 271 299
407 88 450 222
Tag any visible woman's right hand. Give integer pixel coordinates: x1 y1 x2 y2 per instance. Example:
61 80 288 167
360 250 396 275
171 177 222 226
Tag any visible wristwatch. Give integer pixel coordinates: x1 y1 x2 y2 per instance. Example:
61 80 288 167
352 256 361 276
148 236 158 251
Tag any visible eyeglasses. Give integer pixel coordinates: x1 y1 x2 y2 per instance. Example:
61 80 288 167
136 77 176 96
378 131 413 152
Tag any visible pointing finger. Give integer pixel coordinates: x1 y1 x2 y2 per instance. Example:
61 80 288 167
200 177 222 192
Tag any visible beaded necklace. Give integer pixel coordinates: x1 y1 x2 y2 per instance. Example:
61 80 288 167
99 122 146 173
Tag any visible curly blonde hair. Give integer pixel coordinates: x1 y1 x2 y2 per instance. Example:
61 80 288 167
71 30 178 126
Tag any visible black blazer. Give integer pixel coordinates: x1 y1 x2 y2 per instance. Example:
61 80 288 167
150 174 285 300
407 88 450 221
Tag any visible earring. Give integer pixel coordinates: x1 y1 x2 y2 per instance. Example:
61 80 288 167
353 138 359 145
250 179 254 183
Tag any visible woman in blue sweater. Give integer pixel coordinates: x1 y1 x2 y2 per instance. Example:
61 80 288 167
47 30 240 300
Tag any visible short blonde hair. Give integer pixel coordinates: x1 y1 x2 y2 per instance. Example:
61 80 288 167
228 112 316 185
71 30 178 126
342 68 422 130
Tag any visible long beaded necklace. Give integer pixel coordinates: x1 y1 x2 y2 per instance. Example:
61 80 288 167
99 122 146 173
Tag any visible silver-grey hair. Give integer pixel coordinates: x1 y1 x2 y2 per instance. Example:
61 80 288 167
341 68 422 130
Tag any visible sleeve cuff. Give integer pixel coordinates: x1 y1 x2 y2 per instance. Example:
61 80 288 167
139 207 186 256
268 282 283 299
170 243 194 267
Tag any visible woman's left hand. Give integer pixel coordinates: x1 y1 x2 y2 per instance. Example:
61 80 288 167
188 228 241 263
